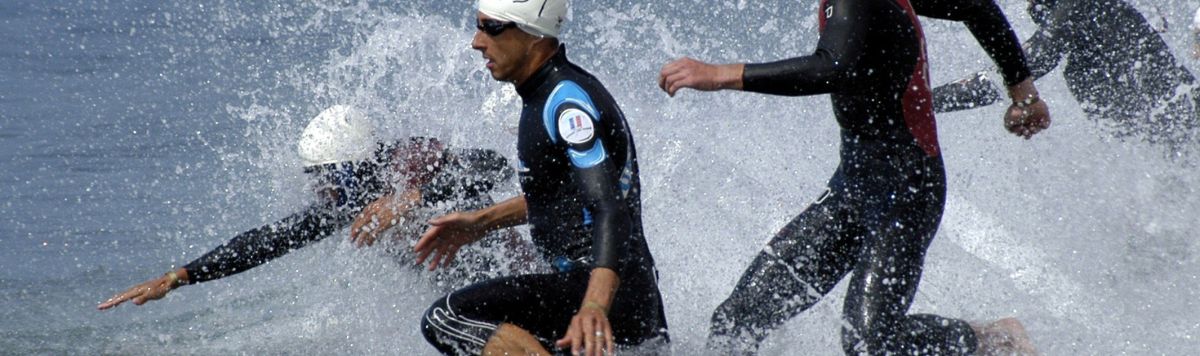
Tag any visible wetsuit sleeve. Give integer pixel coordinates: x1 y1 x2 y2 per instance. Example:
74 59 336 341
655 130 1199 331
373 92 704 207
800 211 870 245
931 71 1003 113
181 206 350 283
549 94 632 272
420 149 512 205
912 0 1032 85
1022 4 1072 81
742 0 871 96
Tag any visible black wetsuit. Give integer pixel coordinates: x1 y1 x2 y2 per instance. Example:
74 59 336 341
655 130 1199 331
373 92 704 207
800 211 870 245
707 0 1031 354
934 0 1200 151
182 145 511 286
421 47 668 355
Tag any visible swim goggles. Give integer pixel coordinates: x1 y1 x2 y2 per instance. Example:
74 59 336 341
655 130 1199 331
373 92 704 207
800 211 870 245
304 162 360 207
477 19 518 36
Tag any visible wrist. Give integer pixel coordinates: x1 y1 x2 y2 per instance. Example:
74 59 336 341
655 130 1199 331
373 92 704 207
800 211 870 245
167 268 189 289
721 64 745 90
1013 94 1041 108
467 209 491 230
1007 79 1039 106
581 301 608 314
165 271 181 289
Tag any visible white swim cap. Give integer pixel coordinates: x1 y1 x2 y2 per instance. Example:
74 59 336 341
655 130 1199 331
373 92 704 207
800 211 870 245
478 0 568 38
297 105 378 167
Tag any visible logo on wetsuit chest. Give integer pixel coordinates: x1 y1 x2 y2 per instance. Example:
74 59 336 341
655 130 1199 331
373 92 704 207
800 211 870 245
825 5 834 19
557 108 595 145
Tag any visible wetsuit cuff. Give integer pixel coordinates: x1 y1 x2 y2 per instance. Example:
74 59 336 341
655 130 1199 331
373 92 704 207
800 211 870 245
1001 69 1032 87
740 63 772 92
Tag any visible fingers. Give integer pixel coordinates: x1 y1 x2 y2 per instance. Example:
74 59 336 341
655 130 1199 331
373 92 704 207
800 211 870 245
657 66 670 93
557 312 615 356
570 316 584 355
414 225 443 265
554 331 578 354
97 292 131 310
349 214 367 241
131 284 156 305
431 245 460 271
1005 104 1051 139
603 320 615 356
659 58 690 96
426 213 457 227
581 316 597 356
430 246 448 271
414 244 435 268
664 66 698 97
98 282 149 310
357 217 384 247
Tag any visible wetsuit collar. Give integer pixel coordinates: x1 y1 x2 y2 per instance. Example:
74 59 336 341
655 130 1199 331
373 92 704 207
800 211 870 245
516 45 569 100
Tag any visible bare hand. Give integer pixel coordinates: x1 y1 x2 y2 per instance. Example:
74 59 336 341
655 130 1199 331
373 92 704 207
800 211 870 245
1004 101 1051 139
413 212 487 271
1004 79 1051 139
554 304 614 356
658 57 743 97
350 196 396 247
350 190 418 247
97 274 177 310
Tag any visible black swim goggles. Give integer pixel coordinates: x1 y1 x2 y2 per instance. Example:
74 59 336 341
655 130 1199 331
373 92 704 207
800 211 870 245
304 162 359 207
477 19 518 36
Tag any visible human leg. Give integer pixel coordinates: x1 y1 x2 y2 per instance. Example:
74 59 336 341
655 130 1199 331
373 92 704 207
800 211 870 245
421 272 585 355
838 169 977 355
481 323 553 356
422 267 668 355
708 186 862 354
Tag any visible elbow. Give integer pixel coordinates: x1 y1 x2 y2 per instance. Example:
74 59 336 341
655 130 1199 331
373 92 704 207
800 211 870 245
589 214 632 271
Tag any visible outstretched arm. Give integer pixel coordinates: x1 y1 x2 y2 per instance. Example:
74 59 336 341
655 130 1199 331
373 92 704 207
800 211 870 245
97 207 347 310
182 206 346 283
660 0 869 97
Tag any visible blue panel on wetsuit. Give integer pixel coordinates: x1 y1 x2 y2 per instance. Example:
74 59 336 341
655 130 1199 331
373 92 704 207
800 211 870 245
567 139 608 168
542 80 600 144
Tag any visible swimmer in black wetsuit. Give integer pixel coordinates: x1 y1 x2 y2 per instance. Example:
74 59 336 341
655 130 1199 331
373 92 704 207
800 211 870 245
934 0 1200 155
97 106 516 310
659 0 1050 354
414 1 668 355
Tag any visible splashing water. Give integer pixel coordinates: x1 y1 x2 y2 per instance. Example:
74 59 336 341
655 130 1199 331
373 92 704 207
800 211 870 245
2 0 1199 354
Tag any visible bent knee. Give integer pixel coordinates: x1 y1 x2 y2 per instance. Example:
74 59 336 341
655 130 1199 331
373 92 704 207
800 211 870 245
421 295 497 355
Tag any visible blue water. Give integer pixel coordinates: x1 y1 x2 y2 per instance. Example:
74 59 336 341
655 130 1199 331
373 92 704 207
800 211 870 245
3 0 1199 354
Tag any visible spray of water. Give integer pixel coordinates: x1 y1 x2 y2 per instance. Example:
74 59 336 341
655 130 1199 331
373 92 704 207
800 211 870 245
5 0 1199 354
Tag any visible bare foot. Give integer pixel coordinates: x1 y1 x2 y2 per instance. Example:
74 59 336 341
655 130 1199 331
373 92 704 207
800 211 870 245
971 318 1039 356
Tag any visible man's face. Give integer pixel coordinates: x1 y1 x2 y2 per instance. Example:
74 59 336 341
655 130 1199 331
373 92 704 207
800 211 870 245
471 13 532 82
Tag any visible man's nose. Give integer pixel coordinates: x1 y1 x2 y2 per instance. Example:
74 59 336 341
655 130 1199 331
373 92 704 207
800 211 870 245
471 31 487 51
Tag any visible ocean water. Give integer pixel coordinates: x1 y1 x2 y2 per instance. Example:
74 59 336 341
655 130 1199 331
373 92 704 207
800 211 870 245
2 0 1199 354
